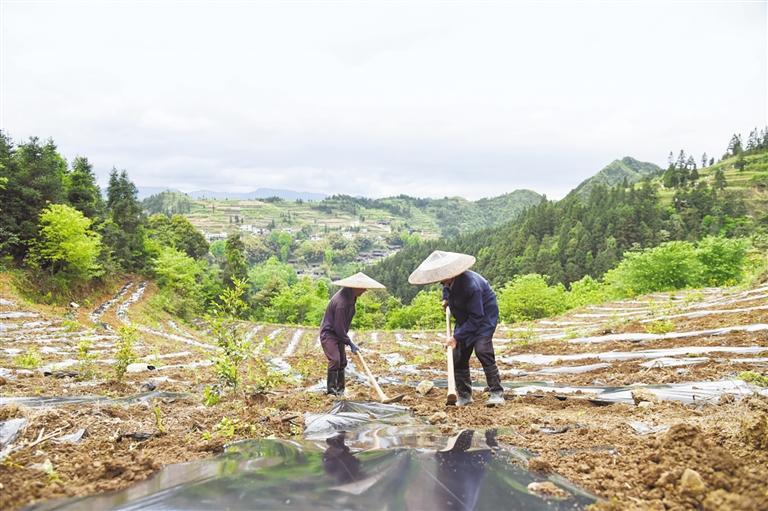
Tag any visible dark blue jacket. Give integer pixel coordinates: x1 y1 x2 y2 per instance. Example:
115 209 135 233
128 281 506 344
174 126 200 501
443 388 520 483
443 271 498 345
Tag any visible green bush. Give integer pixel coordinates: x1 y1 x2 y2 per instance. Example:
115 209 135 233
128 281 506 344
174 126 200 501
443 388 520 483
604 238 750 297
604 241 702 297
695 236 749 286
351 291 402 330
385 288 444 329
566 275 610 308
497 274 568 323
262 277 328 325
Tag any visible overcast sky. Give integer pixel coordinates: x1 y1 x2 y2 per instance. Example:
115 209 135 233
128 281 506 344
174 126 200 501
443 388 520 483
1 1 766 199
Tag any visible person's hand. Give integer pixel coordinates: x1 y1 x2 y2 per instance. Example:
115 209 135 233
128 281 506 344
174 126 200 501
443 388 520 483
349 341 359 354
442 299 448 310
445 337 457 349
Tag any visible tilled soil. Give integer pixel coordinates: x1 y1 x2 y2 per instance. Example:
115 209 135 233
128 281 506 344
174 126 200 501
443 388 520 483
2 281 768 510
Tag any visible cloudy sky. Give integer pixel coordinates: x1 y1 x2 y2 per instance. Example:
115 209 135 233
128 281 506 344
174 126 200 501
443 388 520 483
1 1 765 199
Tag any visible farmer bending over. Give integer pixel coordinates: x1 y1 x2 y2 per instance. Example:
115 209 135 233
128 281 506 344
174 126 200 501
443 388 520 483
409 251 504 407
320 272 385 397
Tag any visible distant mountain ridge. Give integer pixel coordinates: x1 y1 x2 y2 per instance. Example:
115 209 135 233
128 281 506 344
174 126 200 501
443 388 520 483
569 157 662 198
186 188 328 201
136 187 327 201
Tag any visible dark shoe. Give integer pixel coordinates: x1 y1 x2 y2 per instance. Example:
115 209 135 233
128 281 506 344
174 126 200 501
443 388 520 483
326 369 338 396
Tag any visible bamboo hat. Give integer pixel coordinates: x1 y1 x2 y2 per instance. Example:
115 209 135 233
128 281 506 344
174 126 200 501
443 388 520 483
331 272 386 289
408 250 476 285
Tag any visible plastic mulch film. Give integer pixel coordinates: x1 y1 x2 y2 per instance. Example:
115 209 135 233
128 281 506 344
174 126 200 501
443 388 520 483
304 400 415 439
0 391 188 408
27 432 595 511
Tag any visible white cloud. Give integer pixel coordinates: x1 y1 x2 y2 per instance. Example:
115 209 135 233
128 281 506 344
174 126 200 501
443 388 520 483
1 1 765 199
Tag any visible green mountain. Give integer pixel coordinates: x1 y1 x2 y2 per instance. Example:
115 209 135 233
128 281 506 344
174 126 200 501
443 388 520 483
570 157 662 198
368 151 763 303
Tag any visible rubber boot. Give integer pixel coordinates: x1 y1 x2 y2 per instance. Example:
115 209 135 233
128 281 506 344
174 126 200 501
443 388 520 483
483 364 505 407
455 369 473 406
336 369 346 398
326 369 338 396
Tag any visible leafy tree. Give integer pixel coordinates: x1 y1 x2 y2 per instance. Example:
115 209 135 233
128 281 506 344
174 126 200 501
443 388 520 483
701 153 708 168
268 231 293 262
223 233 248 287
248 256 297 292
26 204 103 284
142 191 192 215
152 246 204 317
209 239 226 260
67 156 103 219
263 277 328 324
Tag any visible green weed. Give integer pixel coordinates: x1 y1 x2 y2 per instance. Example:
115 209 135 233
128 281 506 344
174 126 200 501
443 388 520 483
644 320 675 335
739 371 768 387
15 347 41 369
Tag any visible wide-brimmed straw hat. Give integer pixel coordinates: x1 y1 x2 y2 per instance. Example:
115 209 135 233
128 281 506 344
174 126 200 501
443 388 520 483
408 250 476 285
331 272 386 289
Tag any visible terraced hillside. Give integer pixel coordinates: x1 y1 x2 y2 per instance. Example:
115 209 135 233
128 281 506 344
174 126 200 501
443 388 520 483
1 279 768 510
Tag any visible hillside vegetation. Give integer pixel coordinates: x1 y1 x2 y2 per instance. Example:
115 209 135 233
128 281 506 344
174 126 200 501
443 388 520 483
369 131 768 303
569 156 662 198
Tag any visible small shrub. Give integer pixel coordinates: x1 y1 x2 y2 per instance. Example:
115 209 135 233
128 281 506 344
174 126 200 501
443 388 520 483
644 320 675 335
114 326 138 381
209 278 252 391
247 359 289 392
15 348 41 369
566 275 609 308
497 274 568 323
76 340 98 379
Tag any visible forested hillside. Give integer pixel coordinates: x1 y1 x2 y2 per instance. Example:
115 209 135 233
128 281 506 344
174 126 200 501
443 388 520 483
369 131 768 303
569 156 661 198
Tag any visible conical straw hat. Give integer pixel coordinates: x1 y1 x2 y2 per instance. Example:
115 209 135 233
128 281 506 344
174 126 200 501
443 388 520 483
408 250 476 285
331 272 386 289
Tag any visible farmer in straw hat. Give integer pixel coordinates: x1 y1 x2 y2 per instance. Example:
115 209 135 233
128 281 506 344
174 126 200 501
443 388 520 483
320 272 385 396
409 251 504 406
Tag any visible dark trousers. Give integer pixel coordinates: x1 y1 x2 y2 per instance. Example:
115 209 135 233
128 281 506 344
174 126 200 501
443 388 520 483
453 336 503 395
320 337 347 370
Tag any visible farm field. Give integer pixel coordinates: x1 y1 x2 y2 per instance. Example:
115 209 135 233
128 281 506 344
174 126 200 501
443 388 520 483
2 277 767 510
